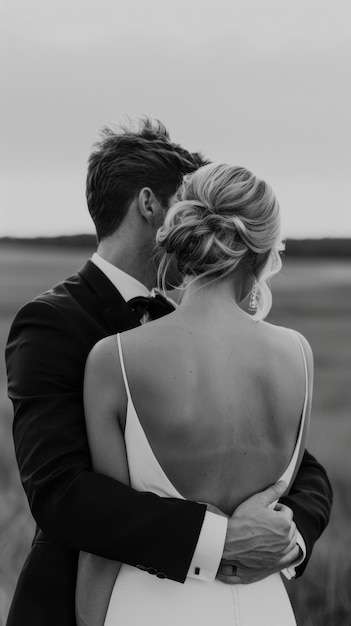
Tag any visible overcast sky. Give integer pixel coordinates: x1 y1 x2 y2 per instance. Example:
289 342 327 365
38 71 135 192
1 0 350 239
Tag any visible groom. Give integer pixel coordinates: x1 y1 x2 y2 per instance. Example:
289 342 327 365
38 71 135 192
6 118 332 626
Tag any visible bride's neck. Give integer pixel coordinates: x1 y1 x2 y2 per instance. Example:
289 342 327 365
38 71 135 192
179 274 246 314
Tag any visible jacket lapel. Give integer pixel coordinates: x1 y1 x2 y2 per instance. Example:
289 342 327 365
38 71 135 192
78 260 141 334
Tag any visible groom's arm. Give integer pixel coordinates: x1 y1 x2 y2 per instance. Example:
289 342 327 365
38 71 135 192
6 299 208 583
280 449 332 576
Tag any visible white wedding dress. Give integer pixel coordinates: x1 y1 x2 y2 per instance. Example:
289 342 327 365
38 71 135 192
104 333 309 626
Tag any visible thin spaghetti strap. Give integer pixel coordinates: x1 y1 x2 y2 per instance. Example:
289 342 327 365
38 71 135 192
279 330 310 488
116 333 132 402
292 331 309 427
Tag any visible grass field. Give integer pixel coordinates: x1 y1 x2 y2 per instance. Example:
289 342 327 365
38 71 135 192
0 243 350 625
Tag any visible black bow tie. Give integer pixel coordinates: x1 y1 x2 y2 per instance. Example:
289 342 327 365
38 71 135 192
128 293 176 321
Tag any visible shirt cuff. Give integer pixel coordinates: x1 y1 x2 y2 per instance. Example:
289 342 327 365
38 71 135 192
187 511 228 582
281 530 307 580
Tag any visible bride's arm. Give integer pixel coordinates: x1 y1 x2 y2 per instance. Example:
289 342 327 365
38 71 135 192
84 336 130 486
77 337 128 626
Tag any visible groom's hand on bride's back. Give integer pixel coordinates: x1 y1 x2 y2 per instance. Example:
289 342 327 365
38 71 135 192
213 481 300 585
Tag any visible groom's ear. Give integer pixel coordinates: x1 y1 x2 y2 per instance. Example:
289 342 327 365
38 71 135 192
137 187 162 224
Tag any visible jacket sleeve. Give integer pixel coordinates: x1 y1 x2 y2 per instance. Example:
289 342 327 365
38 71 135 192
280 449 333 577
6 299 206 583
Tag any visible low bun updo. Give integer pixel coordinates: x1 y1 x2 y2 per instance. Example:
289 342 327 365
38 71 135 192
156 163 284 320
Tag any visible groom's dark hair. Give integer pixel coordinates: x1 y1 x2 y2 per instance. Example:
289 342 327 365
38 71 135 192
86 117 207 241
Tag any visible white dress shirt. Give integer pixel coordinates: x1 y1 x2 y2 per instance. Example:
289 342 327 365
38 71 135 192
92 253 150 302
91 252 227 581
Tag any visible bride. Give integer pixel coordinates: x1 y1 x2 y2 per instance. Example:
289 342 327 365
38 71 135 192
79 163 312 625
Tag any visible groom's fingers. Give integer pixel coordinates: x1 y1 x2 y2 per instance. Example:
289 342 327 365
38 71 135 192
288 520 297 542
233 480 287 514
281 521 297 555
252 480 287 507
217 560 242 584
216 573 242 585
275 504 297 556
275 503 294 521
278 544 301 569
218 562 238 576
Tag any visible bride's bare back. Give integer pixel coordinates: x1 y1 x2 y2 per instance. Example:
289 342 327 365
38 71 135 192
117 304 310 516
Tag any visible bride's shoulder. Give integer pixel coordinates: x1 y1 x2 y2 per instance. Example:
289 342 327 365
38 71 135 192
120 317 177 348
87 334 118 361
85 334 122 386
261 322 313 368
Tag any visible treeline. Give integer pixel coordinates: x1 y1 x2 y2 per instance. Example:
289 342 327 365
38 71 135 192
285 238 350 258
1 235 350 258
0 235 97 249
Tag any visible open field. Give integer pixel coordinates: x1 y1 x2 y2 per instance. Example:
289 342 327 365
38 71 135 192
0 244 350 625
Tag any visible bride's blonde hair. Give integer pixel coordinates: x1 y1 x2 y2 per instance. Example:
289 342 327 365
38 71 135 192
156 162 284 320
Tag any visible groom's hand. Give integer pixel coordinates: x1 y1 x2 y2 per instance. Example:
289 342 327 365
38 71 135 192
216 481 299 584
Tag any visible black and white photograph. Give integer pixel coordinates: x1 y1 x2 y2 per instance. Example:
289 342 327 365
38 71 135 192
1 1 350 625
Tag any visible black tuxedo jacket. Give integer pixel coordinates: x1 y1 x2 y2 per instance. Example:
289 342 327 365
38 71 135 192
5 261 332 626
